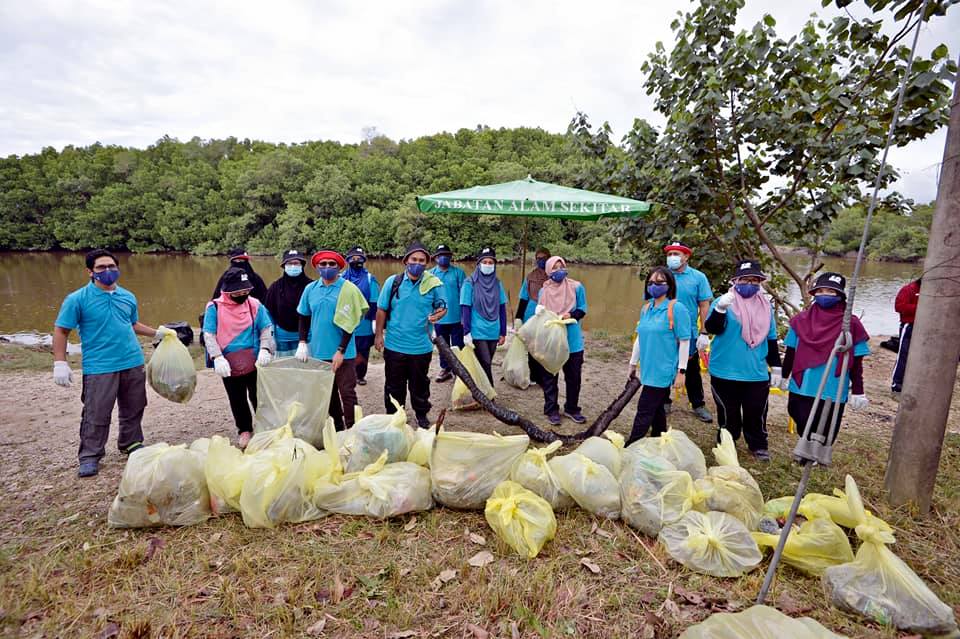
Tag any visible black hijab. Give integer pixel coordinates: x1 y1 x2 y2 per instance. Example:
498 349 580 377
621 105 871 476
264 270 314 332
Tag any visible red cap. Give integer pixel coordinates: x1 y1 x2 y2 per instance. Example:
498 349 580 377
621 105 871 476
311 250 346 269
663 242 692 256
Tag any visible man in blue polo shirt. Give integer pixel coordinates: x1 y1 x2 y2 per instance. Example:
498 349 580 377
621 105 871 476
53 249 174 477
430 244 466 382
375 241 446 428
663 241 714 423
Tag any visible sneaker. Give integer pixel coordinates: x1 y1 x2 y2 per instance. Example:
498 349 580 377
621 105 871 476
416 414 431 429
357 378 367 386
78 461 99 478
750 449 771 462
564 410 587 424
435 370 453 383
547 412 561 426
692 406 714 423
121 442 144 456
238 431 252 450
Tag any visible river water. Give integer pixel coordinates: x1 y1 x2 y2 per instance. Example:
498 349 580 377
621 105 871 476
0 251 920 338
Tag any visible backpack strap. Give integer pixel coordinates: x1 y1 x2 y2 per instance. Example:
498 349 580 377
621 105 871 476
642 299 676 330
383 273 406 322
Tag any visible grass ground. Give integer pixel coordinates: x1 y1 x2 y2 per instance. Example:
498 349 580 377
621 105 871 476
1 334 958 638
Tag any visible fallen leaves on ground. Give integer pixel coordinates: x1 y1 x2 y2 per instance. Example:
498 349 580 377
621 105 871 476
580 558 601 574
468 551 494 567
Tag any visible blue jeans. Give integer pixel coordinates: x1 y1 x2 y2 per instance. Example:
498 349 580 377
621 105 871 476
434 323 464 370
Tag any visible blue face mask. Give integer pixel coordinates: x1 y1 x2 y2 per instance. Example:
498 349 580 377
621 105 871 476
549 269 567 283
318 266 340 281
407 263 426 278
479 263 495 276
349 260 364 271
284 264 303 277
536 258 547 270
666 255 683 271
647 283 669 299
92 269 120 286
436 255 451 268
735 283 760 299
814 294 841 309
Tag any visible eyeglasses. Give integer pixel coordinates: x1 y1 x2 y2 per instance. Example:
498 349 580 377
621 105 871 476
316 261 339 268
92 264 118 272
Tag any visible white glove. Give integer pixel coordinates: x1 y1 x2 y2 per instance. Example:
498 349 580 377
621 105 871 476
295 342 310 363
535 304 545 316
849 394 869 411
716 291 736 311
769 366 782 388
512 318 522 332
257 349 272 367
155 325 176 340
463 334 474 347
779 377 789 392
213 356 231 378
696 333 710 352
53 361 73 387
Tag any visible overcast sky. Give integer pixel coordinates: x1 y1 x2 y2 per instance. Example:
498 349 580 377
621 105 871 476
1 0 956 202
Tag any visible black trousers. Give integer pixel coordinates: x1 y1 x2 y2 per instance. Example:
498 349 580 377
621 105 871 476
473 339 498 386
788 392 845 445
891 322 913 390
710 376 770 452
222 370 258 434
354 334 374 381
536 351 583 415
324 358 358 431
383 348 432 420
435 323 465 370
628 384 672 443
665 352 706 409
527 355 542 385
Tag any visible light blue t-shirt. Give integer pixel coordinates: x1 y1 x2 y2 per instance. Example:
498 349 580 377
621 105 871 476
297 278 357 360
707 301 778 382
784 328 870 402
348 274 380 338
460 279 508 340
636 299 692 388
202 299 273 355
531 284 588 354
430 265 466 325
518 280 537 323
672 265 713 342
274 326 300 354
378 274 444 355
55 283 144 375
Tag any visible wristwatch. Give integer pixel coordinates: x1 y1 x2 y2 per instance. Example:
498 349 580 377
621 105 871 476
678 368 686 374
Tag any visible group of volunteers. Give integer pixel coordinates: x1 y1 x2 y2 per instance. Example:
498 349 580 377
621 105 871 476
53 239 872 477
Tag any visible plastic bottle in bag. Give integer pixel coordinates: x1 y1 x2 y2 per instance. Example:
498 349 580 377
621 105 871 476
146 331 197 404
485 481 557 558
619 452 706 537
430 428 529 510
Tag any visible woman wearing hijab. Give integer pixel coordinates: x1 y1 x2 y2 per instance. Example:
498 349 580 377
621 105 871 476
264 249 312 357
533 256 588 426
341 246 380 385
515 248 551 384
703 260 782 461
459 247 508 385
780 272 870 443
211 248 268 302
627 266 691 443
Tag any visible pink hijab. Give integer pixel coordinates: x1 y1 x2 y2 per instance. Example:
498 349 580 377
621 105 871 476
538 256 580 314
728 283 771 348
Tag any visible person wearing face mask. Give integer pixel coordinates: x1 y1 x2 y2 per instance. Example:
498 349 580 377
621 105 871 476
780 272 871 443
429 244 466 382
294 250 369 431
341 246 380 386
460 247 508 385
532 256 588 425
627 267 691 443
211 248 268 302
53 249 176 477
203 267 276 449
375 242 447 428
515 248 551 385
703 260 782 461
662 242 714 423
264 249 312 357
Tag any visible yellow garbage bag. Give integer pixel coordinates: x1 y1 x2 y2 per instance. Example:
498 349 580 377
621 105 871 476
762 493 892 536
253 357 335 448
340 398 414 472
451 344 497 410
430 428 529 510
146 331 196 404
574 431 625 477
245 403 299 455
238 437 330 528
517 309 576 375
678 605 845 638
406 427 436 467
548 452 621 519
509 441 574 510
624 428 707 479
822 475 957 635
700 430 764 529
314 450 434 518
108 443 210 528
620 452 707 537
484 481 557 558
501 335 531 389
658 511 762 577
752 518 853 577
205 435 250 515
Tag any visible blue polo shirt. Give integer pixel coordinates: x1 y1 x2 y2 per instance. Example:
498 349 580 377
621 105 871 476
636 299 691 388
378 274 444 355
672 265 713 342
708 301 778 382
203 300 273 355
55 283 144 376
460 279 508 340
530 284 588 354
297 278 357 360
784 328 870 402
430 265 466 325
348 274 380 338
518 280 537 323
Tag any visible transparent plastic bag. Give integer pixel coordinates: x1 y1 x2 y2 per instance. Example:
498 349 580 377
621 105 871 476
822 475 957 634
548 452 621 519
238 437 330 528
620 452 706 536
762 492 892 536
517 309 575 375
315 450 434 518
658 510 762 577
430 428 529 510
451 344 497 410
108 443 210 528
146 332 196 404
678 605 845 638
340 399 414 472
509 441 574 510
485 481 557 558
205 435 249 515
624 428 707 479
697 471 764 531
246 405 298 455
253 357 335 448
752 518 853 577
406 428 436 467
502 336 531 389
574 431 625 477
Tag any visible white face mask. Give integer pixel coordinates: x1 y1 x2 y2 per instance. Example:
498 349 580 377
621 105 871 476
284 264 303 277
479 263 495 276
666 255 683 270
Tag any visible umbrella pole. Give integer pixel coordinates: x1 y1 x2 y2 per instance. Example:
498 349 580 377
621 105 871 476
518 221 528 315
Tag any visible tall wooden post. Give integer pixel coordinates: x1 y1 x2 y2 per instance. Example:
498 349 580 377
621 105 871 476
884 67 960 513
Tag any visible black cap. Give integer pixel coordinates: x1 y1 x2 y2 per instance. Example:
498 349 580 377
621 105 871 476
731 259 766 281
403 241 431 261
434 244 453 257
221 267 255 293
280 249 306 266
477 247 496 261
346 246 367 261
227 248 250 260
811 272 847 298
